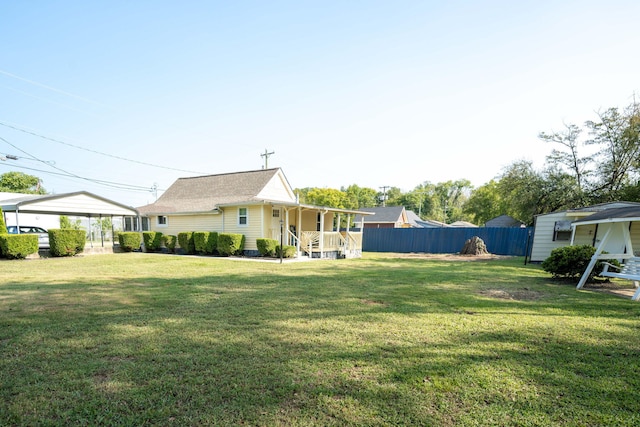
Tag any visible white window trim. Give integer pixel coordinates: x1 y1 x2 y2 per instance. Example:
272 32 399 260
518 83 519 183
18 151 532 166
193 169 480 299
238 207 248 227
157 215 168 228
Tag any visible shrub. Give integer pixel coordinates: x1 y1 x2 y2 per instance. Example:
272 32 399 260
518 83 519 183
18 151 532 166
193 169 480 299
143 231 163 252
217 233 245 256
178 232 196 255
257 238 278 257
277 244 296 258
0 208 6 234
195 231 218 255
542 245 617 280
163 235 177 253
0 234 38 259
49 229 86 257
118 232 142 252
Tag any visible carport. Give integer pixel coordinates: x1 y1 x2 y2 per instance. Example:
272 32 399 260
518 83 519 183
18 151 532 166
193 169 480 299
0 191 140 248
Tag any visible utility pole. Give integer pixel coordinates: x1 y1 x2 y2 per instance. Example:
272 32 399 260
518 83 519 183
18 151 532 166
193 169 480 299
379 186 390 207
260 149 275 169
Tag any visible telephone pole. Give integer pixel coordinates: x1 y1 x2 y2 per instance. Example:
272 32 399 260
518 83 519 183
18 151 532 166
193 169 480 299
261 149 275 169
379 186 390 207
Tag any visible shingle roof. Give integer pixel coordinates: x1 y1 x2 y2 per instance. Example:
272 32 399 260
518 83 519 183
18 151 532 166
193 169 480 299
573 206 640 224
354 206 406 223
137 168 286 214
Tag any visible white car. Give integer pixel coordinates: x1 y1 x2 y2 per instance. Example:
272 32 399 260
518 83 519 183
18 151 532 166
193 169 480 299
7 226 50 249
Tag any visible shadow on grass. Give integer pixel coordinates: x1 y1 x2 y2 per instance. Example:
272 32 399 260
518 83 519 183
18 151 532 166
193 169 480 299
2 255 640 425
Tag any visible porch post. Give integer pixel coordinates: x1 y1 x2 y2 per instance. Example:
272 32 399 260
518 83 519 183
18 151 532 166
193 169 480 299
319 210 325 258
297 207 302 257
577 226 614 289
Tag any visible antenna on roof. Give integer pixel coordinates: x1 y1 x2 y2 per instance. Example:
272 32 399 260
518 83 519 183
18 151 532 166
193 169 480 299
260 149 275 169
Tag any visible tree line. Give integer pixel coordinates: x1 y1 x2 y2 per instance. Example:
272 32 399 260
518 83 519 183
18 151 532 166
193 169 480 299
297 97 640 226
2 97 639 226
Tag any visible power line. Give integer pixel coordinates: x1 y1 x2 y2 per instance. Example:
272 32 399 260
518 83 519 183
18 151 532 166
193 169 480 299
0 136 161 193
0 120 208 174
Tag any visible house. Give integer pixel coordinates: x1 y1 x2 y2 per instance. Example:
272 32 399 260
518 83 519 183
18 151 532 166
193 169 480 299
529 202 640 263
485 214 526 228
136 168 373 259
449 220 477 228
353 206 411 229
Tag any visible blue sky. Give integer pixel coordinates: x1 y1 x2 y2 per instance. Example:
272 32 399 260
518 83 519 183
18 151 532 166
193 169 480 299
1 1 639 207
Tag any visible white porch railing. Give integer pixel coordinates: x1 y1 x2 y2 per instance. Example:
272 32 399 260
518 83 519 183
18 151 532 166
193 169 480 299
299 231 363 258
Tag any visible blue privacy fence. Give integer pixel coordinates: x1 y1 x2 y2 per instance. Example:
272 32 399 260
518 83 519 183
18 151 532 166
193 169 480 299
362 227 534 256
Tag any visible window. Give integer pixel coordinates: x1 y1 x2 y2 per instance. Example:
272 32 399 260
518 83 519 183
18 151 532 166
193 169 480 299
157 216 168 227
316 213 321 232
553 220 572 241
272 209 280 218
238 208 248 226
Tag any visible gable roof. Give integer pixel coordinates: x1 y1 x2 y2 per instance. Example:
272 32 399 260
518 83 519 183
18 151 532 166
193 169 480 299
535 201 640 218
354 206 406 224
137 168 296 215
485 214 525 227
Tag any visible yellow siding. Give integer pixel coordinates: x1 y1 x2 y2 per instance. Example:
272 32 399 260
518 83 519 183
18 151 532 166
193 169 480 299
221 205 265 251
148 214 222 236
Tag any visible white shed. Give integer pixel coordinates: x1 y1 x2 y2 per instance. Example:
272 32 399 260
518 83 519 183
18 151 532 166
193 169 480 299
530 202 640 263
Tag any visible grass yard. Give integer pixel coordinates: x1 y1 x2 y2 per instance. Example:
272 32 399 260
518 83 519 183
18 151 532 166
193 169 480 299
1 252 639 426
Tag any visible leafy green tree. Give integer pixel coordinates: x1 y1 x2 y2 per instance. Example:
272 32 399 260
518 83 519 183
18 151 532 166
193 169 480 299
305 188 349 209
0 172 46 194
380 186 403 207
60 215 83 230
463 180 505 225
539 122 590 205
342 184 378 209
585 100 640 200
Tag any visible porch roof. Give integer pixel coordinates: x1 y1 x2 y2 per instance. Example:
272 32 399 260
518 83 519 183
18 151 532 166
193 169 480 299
571 206 640 227
216 199 375 216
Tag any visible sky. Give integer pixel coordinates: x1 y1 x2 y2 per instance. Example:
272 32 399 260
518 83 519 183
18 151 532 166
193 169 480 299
1 1 640 208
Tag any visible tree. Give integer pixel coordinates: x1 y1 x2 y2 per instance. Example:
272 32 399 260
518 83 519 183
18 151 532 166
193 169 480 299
585 100 640 200
539 122 590 204
463 180 505 225
60 215 83 230
433 180 473 223
0 172 46 194
496 160 546 225
304 188 349 209
342 184 378 209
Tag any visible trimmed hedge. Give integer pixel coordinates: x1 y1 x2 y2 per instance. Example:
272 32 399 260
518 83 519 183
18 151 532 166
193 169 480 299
257 238 278 257
277 244 296 258
194 231 218 255
178 232 196 255
143 231 163 252
162 235 177 253
118 232 142 252
49 229 86 257
0 234 38 259
217 233 245 256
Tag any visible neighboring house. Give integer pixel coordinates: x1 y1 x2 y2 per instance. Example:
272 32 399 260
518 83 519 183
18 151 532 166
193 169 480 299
485 215 526 228
449 220 478 228
136 168 372 259
354 206 410 229
415 219 449 228
405 210 424 228
530 202 640 263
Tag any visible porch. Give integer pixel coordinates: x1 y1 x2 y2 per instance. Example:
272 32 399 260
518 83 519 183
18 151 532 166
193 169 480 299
267 205 370 259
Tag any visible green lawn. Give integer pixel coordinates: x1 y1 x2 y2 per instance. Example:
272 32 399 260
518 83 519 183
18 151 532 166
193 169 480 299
1 253 639 426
